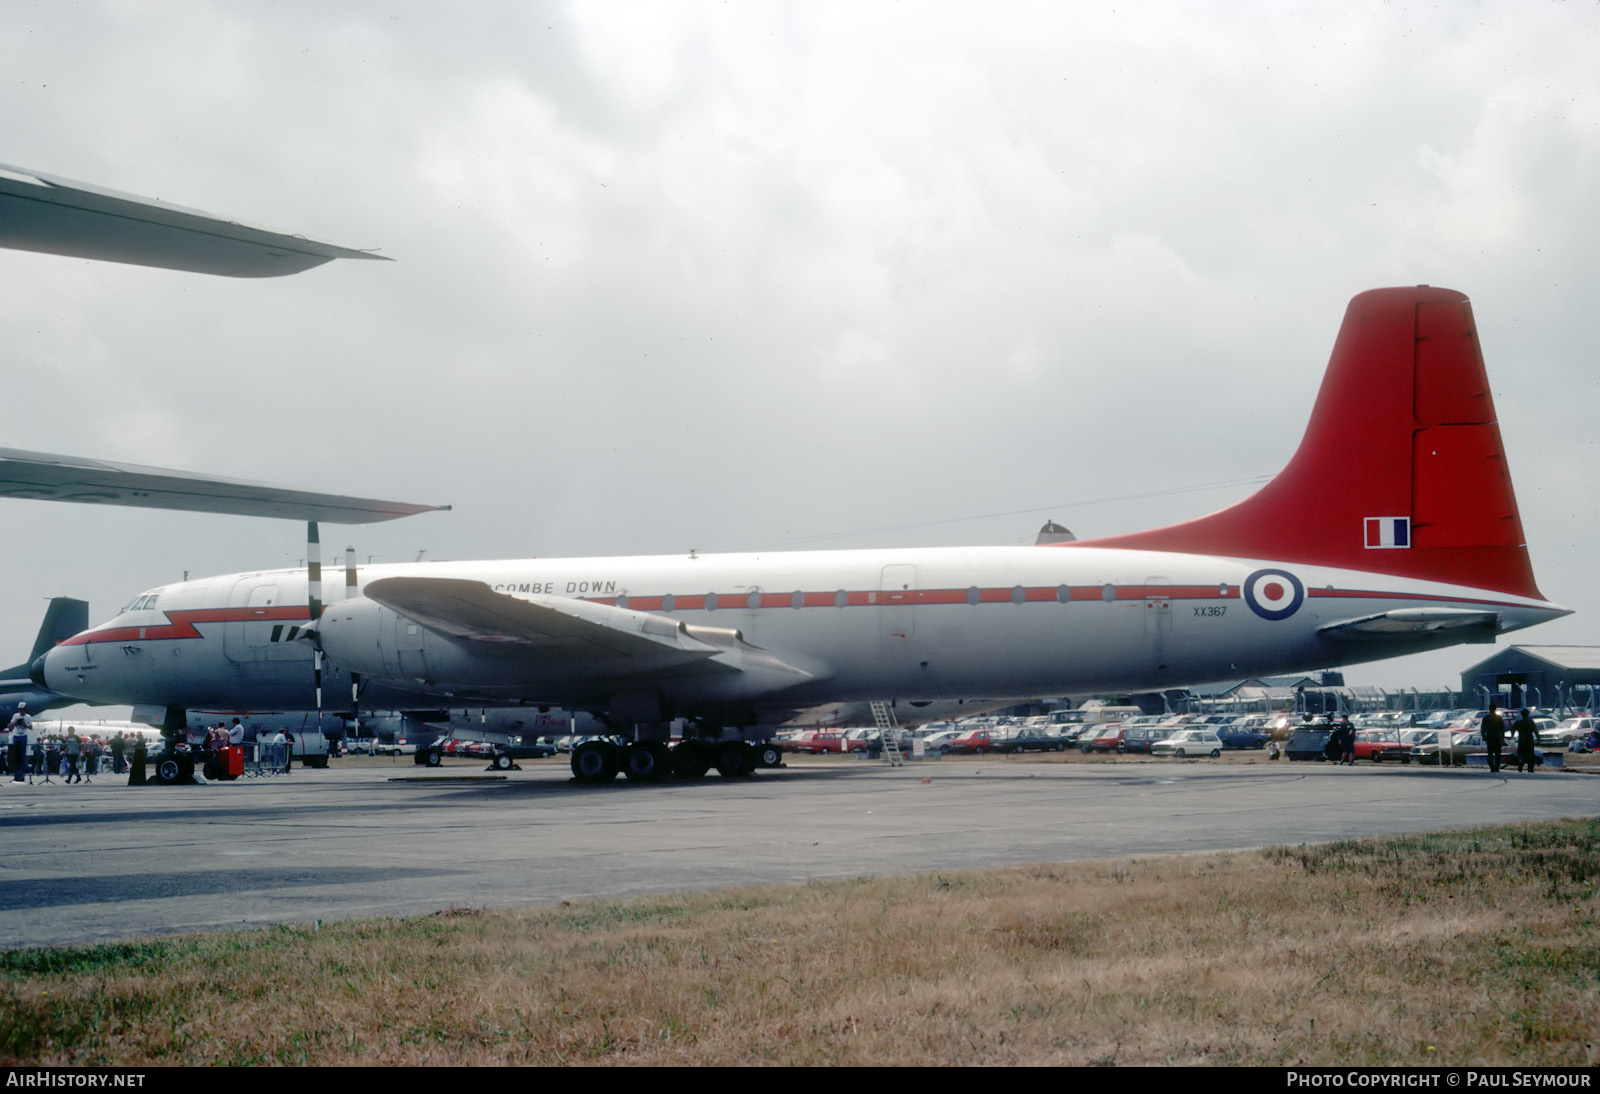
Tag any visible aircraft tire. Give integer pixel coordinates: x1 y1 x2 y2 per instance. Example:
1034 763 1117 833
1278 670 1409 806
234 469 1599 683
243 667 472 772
424 749 442 767
714 742 750 778
622 742 669 782
571 740 617 783
672 741 712 779
156 757 182 784
492 753 513 771
753 743 783 768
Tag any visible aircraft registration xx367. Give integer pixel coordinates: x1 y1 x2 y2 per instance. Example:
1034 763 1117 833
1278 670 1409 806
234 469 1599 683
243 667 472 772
37 287 1569 781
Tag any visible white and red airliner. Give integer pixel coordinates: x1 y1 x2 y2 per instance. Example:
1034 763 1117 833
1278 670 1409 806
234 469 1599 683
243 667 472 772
35 287 1568 780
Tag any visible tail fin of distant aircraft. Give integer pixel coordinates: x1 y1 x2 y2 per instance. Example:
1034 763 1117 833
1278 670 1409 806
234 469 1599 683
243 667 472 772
0 597 89 679
28 597 89 663
1069 286 1545 601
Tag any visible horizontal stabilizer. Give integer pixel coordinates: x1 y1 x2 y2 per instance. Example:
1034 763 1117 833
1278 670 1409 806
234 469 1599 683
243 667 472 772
1319 607 1500 643
0 447 446 524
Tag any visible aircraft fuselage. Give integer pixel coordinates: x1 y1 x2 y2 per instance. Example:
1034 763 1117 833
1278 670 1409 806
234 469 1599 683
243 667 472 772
39 545 1563 721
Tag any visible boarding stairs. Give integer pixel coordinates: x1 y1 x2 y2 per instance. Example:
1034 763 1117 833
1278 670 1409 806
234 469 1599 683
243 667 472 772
870 701 903 766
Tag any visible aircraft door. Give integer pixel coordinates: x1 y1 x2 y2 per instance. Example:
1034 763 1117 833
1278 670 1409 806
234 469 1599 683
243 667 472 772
224 581 280 664
879 564 917 645
1142 577 1172 654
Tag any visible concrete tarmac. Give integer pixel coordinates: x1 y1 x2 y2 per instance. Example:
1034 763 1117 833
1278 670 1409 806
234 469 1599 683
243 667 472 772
2 756 1595 949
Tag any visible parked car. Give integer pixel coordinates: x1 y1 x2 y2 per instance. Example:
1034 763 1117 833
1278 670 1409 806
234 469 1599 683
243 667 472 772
1410 731 1486 766
1216 723 1269 749
843 728 884 752
1151 730 1224 758
1122 726 1176 753
1354 728 1403 762
782 730 848 754
948 727 1000 754
1540 717 1598 749
1082 725 1128 753
996 727 1069 753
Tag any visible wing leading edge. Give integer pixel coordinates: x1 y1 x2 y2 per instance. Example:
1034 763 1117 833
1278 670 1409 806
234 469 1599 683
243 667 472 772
0 161 390 277
0 447 446 524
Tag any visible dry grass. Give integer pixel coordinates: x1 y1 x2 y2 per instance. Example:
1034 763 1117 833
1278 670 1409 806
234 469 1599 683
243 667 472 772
4 819 1598 1065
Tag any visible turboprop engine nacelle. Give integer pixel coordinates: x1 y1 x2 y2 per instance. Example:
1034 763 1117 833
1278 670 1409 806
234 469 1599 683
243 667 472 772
317 596 436 684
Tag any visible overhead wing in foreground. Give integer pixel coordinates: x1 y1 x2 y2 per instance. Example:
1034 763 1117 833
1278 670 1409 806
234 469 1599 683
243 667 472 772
0 447 446 524
0 162 391 277
1319 607 1501 644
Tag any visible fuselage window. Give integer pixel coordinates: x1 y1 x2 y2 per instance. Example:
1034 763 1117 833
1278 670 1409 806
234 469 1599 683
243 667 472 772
834 590 847 608
748 591 762 609
615 595 628 610
1101 584 1116 602
662 594 676 612
1056 585 1070 603
966 586 980 606
706 593 719 612
791 591 803 609
1011 585 1026 605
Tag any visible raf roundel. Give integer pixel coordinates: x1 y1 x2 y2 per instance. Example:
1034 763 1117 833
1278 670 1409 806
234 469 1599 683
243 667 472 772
1242 568 1305 621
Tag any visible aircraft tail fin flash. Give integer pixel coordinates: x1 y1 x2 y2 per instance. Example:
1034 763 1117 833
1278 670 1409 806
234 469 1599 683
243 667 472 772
1070 286 1544 601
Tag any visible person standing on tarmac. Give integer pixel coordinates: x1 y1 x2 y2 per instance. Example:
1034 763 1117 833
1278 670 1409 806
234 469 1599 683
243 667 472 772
1338 716 1356 765
1481 703 1506 774
64 731 82 784
7 703 29 782
1512 708 1539 773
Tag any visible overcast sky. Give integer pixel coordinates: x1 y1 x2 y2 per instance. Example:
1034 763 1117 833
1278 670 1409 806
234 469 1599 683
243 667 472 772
2 1 1596 710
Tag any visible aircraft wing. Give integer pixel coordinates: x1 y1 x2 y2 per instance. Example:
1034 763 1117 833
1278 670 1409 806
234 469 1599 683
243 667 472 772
363 576 813 680
0 162 390 277
0 447 446 524
1319 608 1500 643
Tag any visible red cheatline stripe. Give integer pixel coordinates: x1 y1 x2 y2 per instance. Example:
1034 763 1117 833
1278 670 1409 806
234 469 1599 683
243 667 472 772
64 605 312 646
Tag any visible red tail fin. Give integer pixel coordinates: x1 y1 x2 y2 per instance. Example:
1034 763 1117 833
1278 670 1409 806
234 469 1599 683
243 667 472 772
1068 287 1544 600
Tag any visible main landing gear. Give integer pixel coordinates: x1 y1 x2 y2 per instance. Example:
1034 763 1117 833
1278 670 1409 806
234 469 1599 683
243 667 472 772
569 735 781 784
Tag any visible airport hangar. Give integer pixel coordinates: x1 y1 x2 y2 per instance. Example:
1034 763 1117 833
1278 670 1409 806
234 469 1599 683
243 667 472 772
1460 646 1600 711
